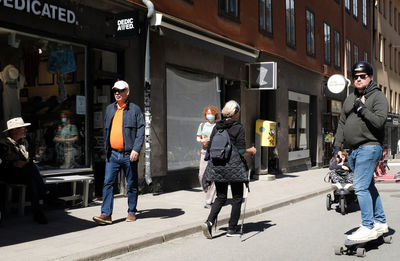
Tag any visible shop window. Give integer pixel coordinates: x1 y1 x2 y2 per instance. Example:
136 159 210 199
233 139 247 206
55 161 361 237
288 91 309 161
0 28 88 172
218 0 240 21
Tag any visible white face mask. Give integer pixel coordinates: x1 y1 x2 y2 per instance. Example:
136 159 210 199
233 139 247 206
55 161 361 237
206 114 215 121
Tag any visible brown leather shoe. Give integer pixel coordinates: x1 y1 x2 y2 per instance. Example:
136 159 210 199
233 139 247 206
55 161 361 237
126 213 137 222
93 214 112 225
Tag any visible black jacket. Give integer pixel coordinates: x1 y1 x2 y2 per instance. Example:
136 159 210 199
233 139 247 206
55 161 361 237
203 119 248 185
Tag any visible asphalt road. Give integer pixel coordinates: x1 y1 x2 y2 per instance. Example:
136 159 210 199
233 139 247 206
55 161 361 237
107 182 400 261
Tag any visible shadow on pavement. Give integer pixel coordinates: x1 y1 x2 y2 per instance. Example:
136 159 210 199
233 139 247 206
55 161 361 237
0 210 96 247
136 208 185 219
275 174 299 179
216 220 276 242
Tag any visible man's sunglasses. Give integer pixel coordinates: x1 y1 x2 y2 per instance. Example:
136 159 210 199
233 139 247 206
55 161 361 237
112 88 127 94
353 74 368 80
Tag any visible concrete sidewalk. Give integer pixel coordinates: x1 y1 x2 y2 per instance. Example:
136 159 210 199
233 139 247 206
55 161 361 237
1 162 397 261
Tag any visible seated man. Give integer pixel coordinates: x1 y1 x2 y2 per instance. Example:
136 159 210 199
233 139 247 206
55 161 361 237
329 150 353 189
0 117 47 224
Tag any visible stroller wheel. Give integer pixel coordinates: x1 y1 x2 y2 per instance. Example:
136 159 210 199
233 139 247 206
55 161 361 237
340 197 346 215
326 194 332 210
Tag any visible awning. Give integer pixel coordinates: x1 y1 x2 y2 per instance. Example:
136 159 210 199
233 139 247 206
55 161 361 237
152 13 259 62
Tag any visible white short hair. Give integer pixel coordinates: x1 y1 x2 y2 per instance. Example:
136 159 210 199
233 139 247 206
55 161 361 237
222 100 240 117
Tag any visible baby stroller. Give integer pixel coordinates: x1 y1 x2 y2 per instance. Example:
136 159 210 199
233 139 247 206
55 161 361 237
325 169 356 215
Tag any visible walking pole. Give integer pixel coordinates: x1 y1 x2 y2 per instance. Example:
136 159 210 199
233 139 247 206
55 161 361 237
240 151 253 238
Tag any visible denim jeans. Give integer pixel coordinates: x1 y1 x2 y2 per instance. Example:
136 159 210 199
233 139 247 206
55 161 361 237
348 145 386 229
101 150 138 216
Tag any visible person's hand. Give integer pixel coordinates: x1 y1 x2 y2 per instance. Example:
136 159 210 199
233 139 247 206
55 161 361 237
247 146 257 155
353 97 366 114
130 150 139 162
201 137 210 145
342 166 350 171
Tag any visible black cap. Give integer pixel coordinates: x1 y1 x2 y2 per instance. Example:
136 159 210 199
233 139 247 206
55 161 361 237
352 61 373 78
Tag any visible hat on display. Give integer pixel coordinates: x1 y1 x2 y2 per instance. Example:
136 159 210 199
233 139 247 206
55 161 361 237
112 80 129 90
7 66 19 80
3 117 31 132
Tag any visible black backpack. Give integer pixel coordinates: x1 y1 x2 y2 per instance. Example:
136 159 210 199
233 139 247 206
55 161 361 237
209 129 232 161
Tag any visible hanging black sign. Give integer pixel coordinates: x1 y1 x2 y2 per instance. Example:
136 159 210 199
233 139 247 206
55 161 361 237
115 11 138 38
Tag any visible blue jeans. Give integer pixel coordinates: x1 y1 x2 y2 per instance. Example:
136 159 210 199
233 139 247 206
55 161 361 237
348 145 386 229
101 150 138 216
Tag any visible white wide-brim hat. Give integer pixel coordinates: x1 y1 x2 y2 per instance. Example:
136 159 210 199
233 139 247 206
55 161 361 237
3 117 31 132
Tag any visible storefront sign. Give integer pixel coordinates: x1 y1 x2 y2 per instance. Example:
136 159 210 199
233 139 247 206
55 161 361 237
0 0 77 24
327 74 349 94
247 62 277 90
115 11 138 38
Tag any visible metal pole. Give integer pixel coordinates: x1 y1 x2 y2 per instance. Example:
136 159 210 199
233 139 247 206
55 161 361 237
142 0 154 185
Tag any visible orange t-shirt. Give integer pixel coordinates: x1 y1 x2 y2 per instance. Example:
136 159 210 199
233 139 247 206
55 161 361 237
110 104 126 150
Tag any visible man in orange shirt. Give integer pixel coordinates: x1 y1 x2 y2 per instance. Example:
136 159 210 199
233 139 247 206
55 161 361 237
93 80 145 225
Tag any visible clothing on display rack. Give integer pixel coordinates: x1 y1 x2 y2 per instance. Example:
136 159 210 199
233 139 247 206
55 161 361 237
0 64 25 122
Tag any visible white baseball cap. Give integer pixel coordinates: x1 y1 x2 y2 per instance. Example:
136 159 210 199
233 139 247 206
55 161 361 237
112 80 129 90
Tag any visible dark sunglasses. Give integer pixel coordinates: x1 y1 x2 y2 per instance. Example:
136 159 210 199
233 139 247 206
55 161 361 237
353 74 368 80
112 88 127 94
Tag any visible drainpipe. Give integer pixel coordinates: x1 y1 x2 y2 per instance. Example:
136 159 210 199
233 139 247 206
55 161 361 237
142 0 154 185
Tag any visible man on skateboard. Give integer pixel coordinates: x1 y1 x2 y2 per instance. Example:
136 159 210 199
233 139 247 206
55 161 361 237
333 61 389 241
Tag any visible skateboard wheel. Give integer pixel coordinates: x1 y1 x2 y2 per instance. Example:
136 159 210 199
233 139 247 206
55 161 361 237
356 248 366 257
383 236 392 244
334 246 343 255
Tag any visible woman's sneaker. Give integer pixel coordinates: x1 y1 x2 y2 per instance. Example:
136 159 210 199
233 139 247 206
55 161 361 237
373 222 389 233
347 225 378 241
226 227 241 237
201 221 213 239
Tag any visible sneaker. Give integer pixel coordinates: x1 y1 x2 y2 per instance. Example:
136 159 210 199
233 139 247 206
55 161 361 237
204 204 212 209
126 213 137 222
347 225 378 241
93 214 112 225
201 221 213 239
226 227 241 237
373 222 389 233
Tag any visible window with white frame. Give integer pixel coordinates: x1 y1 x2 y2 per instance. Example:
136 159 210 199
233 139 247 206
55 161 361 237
354 44 359 63
345 0 350 11
364 50 368 62
334 30 340 67
259 0 273 35
286 0 296 48
218 0 240 20
346 39 351 73
353 0 358 18
306 9 315 56
324 23 331 64
363 0 367 25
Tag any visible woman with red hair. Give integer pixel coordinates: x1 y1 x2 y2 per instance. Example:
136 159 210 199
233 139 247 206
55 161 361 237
196 105 220 208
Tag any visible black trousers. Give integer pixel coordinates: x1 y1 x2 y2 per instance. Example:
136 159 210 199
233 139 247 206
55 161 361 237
206 181 244 230
0 163 45 212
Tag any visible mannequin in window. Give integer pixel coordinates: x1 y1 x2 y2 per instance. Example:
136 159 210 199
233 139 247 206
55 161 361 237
0 64 25 122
